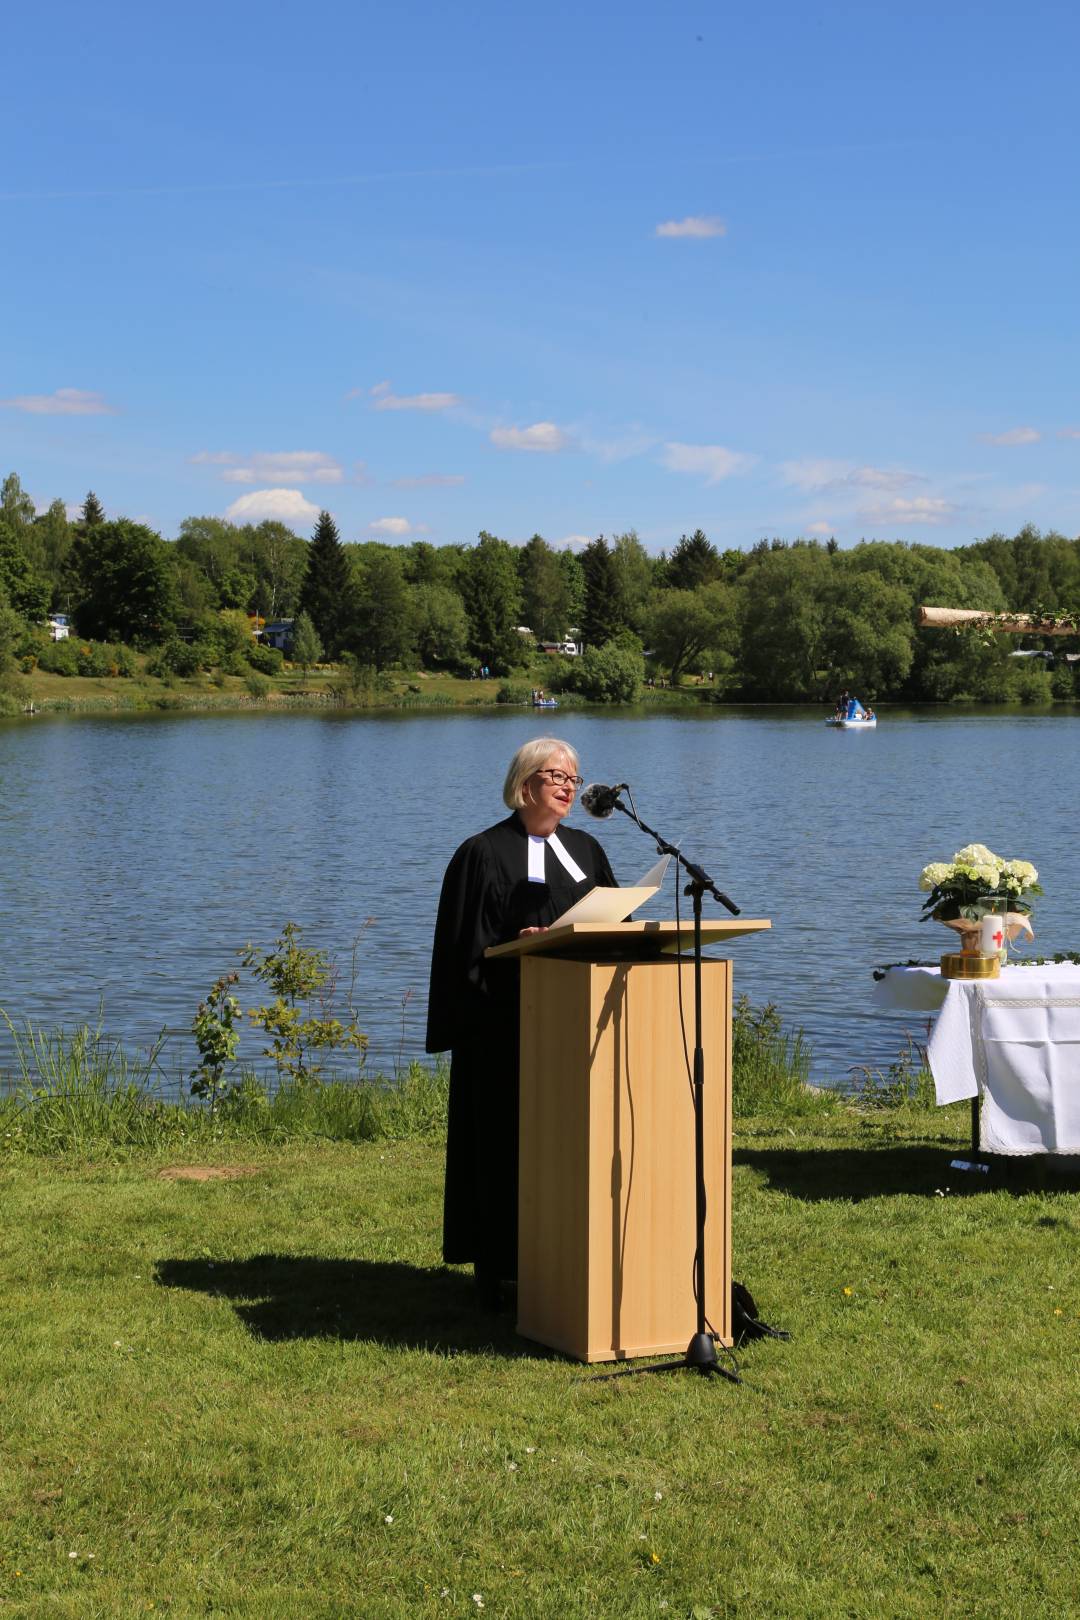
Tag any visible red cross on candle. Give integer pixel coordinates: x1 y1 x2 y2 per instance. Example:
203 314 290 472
991 928 1004 948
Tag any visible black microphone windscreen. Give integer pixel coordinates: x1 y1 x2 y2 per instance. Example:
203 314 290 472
580 783 617 818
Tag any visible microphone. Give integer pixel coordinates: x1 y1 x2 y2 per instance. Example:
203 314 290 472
580 782 627 819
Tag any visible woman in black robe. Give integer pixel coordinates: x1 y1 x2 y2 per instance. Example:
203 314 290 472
426 736 617 1304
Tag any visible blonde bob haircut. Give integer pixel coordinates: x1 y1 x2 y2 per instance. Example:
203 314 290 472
503 737 580 810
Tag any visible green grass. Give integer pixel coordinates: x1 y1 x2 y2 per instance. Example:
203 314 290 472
13 659 730 719
2 1109 1078 1618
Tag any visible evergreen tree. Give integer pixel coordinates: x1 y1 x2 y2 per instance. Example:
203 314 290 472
81 491 106 528
667 529 720 591
517 534 571 640
558 548 586 631
297 510 355 659
579 536 624 647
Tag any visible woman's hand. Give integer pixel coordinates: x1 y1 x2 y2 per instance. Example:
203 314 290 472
518 926 549 937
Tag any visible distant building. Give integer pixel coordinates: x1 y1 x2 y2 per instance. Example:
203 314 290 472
47 614 70 641
260 619 294 653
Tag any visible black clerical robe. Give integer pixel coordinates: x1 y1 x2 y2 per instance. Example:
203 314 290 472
426 813 617 1274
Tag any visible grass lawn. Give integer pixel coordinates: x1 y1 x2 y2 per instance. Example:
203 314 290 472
2 1113 1078 1618
14 662 719 717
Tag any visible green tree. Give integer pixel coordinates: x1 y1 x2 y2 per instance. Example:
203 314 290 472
175 517 256 610
558 548 585 631
817 560 913 696
462 532 523 671
0 584 22 672
242 921 367 1084
667 529 720 591
580 537 624 647
562 636 644 703
69 519 179 644
736 545 832 699
246 521 308 618
1 472 35 533
517 533 571 640
30 499 73 602
349 547 415 670
846 540 1007 701
610 530 653 633
80 491 106 528
291 610 323 676
0 520 50 620
297 511 356 659
646 583 735 683
412 582 469 668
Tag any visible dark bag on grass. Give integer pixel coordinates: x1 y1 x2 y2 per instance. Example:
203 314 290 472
731 1280 790 1345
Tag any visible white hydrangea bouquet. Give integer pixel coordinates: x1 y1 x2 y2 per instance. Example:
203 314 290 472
919 842 1040 944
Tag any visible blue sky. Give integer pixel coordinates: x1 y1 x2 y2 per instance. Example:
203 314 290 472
4 0 1080 553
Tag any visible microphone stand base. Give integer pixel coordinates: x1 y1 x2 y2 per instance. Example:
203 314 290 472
586 1333 741 1385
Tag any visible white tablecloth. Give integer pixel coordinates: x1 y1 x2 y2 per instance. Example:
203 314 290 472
873 964 1080 1154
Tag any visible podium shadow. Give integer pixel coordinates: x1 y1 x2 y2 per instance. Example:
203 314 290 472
154 1255 546 1358
733 1143 1080 1203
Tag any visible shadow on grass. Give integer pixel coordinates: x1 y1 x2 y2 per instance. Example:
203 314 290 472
154 1255 550 1359
734 1143 1080 1202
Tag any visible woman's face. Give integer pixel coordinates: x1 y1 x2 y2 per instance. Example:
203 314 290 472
523 750 579 825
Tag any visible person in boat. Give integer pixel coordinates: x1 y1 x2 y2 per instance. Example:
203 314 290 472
426 737 618 1308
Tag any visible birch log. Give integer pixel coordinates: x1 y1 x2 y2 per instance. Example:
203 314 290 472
918 605 1078 635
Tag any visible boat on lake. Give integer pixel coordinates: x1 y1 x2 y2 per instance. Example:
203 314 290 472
826 697 877 728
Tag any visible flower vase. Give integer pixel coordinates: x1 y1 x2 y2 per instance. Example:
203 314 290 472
939 913 1000 980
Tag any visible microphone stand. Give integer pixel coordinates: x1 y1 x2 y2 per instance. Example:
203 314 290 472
593 793 741 1384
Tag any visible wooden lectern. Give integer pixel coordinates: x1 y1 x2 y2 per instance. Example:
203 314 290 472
487 919 770 1363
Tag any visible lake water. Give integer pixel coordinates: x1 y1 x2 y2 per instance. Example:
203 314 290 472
2 705 1078 1091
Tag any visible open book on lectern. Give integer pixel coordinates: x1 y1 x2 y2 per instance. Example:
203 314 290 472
549 853 671 928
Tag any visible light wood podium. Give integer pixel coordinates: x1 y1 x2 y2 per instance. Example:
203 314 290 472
486 919 770 1363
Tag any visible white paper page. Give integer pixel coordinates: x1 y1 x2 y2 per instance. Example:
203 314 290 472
549 853 671 928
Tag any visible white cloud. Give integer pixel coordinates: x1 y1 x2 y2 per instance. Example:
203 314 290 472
194 450 343 485
655 215 727 239
554 534 592 550
224 488 322 524
806 521 835 535
391 473 466 488
490 422 571 453
660 442 755 483
368 516 412 535
846 466 920 490
780 458 851 491
979 426 1041 446
780 458 921 492
580 429 657 464
1057 427 1080 440
857 496 957 527
373 388 460 412
1 387 116 415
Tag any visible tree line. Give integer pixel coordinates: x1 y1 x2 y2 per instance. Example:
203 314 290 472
2 469 1079 703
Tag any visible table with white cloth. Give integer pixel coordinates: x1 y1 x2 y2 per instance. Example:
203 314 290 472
873 964 1080 1155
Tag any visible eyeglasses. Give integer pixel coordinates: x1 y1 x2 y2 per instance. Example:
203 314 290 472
536 769 583 788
